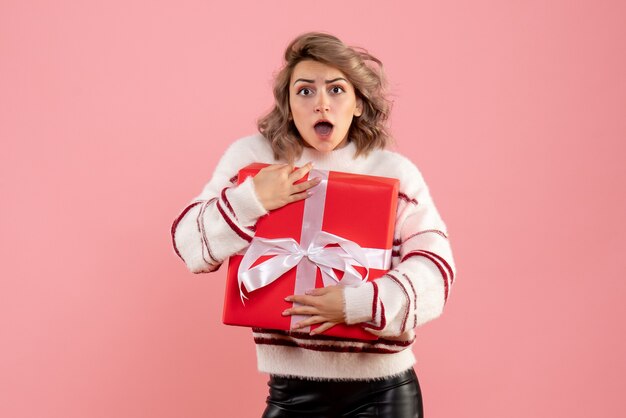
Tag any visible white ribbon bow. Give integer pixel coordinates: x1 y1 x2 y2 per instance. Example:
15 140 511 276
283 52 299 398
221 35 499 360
237 230 374 303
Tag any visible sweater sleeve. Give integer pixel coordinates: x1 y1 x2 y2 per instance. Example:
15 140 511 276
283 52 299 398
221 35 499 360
343 158 456 337
171 141 269 274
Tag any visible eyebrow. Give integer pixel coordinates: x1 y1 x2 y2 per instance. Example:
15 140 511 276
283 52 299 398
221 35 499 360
293 77 347 86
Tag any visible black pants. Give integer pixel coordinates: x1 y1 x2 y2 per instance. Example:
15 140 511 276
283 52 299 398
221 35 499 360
262 368 423 418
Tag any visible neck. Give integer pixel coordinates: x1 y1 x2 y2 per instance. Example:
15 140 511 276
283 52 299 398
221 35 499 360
296 140 358 170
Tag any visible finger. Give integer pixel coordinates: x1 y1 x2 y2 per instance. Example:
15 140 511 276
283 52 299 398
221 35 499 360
292 315 326 329
287 161 314 182
310 321 338 335
292 177 321 193
285 294 318 306
282 306 319 316
305 287 328 296
288 190 313 202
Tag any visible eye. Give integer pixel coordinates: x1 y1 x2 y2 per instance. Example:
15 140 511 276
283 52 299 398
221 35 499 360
331 85 345 94
297 87 313 96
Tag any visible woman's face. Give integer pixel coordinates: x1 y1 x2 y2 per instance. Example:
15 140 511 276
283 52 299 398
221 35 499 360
289 60 363 152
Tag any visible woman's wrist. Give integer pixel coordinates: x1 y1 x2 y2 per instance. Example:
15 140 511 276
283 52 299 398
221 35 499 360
227 176 269 225
343 282 375 325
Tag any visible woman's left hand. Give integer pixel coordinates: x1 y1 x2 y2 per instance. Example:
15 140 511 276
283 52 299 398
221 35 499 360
283 285 346 335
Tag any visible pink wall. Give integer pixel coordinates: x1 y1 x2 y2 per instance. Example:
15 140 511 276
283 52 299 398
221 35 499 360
2 1 624 417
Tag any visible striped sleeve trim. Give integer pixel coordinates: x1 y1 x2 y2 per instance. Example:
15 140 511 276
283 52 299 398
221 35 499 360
402 273 418 329
386 272 412 334
171 201 203 260
422 249 455 285
198 198 221 264
220 187 237 221
361 296 387 331
401 251 451 302
215 198 253 243
402 249 455 286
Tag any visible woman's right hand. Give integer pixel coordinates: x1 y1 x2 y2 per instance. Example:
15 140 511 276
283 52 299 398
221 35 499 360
252 162 321 211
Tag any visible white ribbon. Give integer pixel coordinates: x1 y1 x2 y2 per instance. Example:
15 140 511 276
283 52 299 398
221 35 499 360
237 230 389 302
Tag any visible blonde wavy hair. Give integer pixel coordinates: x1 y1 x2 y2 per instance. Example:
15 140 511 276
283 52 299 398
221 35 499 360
257 31 395 163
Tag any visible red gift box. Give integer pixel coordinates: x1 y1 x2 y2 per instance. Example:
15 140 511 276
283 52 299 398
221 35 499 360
222 163 399 340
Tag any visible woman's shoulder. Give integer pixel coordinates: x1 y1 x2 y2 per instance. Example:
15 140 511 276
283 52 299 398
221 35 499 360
365 147 427 195
208 132 275 183
217 132 275 168
224 132 273 158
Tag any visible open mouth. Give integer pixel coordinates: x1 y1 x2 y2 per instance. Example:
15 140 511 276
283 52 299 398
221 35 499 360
314 121 334 137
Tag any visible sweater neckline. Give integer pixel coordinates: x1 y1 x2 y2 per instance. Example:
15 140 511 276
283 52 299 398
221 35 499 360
297 140 358 168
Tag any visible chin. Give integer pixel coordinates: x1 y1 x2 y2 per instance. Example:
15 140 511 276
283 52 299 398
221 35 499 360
315 140 339 152
308 133 345 151
315 144 337 152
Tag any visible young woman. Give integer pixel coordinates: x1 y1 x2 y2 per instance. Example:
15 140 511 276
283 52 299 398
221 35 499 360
171 31 456 418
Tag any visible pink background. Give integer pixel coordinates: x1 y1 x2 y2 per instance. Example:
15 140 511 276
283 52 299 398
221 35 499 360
1 1 625 417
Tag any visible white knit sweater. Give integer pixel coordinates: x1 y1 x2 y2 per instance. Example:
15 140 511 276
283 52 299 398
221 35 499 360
171 132 456 380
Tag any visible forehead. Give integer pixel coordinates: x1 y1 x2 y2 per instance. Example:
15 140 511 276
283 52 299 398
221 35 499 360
290 60 347 83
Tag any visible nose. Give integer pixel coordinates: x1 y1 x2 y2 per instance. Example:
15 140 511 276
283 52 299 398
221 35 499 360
315 103 329 112
315 92 330 113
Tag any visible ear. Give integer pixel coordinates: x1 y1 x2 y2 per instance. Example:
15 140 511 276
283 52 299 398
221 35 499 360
354 97 363 117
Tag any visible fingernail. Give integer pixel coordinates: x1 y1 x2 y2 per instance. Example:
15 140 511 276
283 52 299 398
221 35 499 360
282 310 289 316
284 296 292 301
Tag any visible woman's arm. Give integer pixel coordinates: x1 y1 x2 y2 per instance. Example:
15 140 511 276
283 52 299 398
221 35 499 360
170 141 269 274
171 177 268 273
171 138 319 274
284 158 456 337
343 159 457 337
